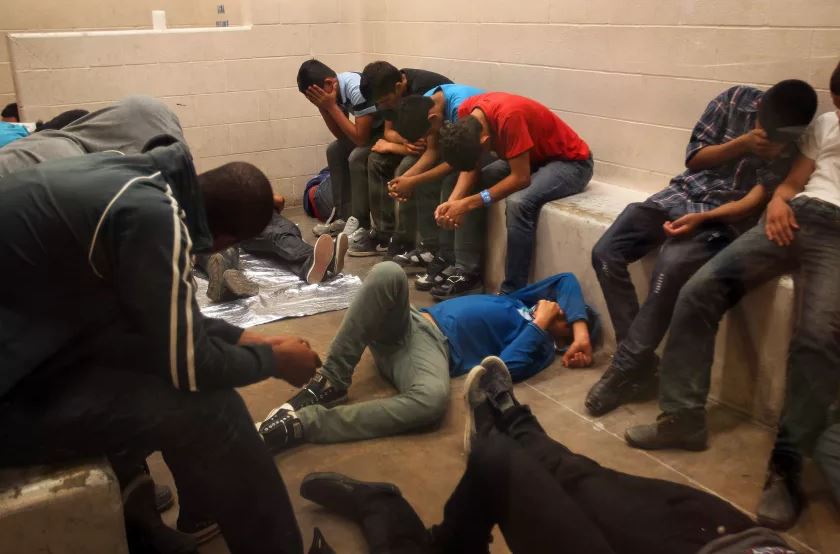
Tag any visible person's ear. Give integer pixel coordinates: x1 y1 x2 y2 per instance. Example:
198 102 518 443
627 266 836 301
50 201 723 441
479 134 491 148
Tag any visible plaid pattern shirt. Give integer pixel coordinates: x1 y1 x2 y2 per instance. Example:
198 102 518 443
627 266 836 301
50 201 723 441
649 85 797 218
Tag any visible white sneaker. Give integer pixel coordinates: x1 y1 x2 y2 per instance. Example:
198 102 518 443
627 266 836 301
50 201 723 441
344 216 361 238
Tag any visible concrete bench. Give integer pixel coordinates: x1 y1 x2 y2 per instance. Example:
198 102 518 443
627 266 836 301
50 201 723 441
0 459 129 554
485 180 793 426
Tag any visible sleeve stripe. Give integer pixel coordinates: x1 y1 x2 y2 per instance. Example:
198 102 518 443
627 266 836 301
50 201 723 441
164 185 183 390
179 217 197 392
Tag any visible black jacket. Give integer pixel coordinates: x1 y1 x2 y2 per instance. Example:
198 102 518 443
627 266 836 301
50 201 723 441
0 142 274 397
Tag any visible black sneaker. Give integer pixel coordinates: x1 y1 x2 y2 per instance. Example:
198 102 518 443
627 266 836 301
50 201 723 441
415 258 451 291
463 356 516 454
584 363 658 416
285 373 348 411
348 229 387 257
756 462 803 530
384 237 413 262
430 268 482 299
394 248 435 270
154 484 174 513
624 410 708 451
256 408 305 452
300 472 402 521
176 514 221 545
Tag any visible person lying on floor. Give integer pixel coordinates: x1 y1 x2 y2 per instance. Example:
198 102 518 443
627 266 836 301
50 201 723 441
196 193 350 302
0 96 183 176
255 261 599 451
299 357 799 554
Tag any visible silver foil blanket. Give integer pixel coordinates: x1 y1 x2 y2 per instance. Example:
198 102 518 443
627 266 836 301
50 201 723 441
195 252 361 328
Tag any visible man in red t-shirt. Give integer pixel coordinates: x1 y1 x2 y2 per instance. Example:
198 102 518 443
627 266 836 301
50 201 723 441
437 92 593 295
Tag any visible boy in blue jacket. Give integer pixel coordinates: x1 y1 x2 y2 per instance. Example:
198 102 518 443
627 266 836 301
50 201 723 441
256 261 599 450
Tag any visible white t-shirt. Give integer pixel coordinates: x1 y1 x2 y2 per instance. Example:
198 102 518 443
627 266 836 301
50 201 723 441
797 110 840 208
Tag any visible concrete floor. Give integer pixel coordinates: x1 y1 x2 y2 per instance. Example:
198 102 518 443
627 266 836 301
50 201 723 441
150 207 840 553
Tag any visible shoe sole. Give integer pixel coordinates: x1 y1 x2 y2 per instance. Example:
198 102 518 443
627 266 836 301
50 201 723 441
332 233 349 275
415 279 439 291
348 249 385 257
300 472 401 503
178 522 222 545
623 429 708 452
205 254 226 302
462 365 487 456
222 269 259 298
255 394 349 432
306 234 335 284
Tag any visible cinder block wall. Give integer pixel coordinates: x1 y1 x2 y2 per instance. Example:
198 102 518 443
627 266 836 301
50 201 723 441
7 0 363 202
6 0 840 202
361 0 840 193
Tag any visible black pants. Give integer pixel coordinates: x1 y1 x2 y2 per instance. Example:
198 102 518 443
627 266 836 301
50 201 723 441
0 366 303 554
240 213 314 281
326 138 355 221
591 201 734 374
355 406 754 554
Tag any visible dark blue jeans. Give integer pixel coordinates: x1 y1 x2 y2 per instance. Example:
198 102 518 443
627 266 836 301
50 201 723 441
485 156 593 293
592 201 735 375
661 197 840 457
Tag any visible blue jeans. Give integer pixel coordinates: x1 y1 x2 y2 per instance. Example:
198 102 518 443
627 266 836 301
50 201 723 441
484 157 593 293
660 197 840 456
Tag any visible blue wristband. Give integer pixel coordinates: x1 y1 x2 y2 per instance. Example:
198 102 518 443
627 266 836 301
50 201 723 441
480 189 492 206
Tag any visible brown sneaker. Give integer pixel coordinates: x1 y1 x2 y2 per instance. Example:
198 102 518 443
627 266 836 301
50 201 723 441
624 410 708 451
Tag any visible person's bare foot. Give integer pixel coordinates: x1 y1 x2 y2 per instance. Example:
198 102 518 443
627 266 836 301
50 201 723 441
273 195 285 213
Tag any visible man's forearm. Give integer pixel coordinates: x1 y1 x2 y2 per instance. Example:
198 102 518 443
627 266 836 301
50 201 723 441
319 107 344 141
449 170 479 201
323 104 371 146
687 135 748 172
702 185 767 223
773 181 805 203
412 162 453 185
571 320 590 345
462 172 529 209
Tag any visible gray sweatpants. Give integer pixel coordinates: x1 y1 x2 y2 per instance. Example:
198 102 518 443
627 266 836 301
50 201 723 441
0 96 183 177
297 262 451 443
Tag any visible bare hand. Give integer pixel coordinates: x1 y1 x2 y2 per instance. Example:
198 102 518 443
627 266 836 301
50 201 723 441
304 84 338 109
372 138 399 154
742 129 784 160
273 194 286 213
533 299 561 330
405 138 427 155
663 213 706 238
765 196 799 246
435 199 469 229
388 175 416 202
270 338 321 386
562 339 593 368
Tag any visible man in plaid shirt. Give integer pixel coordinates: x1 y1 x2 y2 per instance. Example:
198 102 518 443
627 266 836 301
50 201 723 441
586 80 818 417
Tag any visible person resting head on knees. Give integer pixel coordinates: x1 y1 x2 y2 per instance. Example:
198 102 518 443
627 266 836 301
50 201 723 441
394 94 437 143
1 102 19 122
297 59 338 97
438 116 485 172
34 109 89 132
359 60 407 110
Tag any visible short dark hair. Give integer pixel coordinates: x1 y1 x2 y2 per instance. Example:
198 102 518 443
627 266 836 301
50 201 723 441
296 59 337 93
360 61 402 101
439 118 483 171
830 60 840 96
759 79 818 142
394 95 435 142
2 103 19 119
35 109 89 132
198 162 274 241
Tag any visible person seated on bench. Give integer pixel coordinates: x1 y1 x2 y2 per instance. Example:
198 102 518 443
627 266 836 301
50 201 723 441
0 140 321 554
625 63 840 531
387 84 486 296
198 194 350 302
297 59 380 239
436 92 593 297
585 79 819 417
255 261 598 451
0 96 183 176
299 357 796 554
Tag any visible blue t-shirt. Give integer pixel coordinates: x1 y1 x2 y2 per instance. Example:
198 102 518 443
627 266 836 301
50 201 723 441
421 273 594 382
336 72 377 118
424 84 485 123
0 122 29 148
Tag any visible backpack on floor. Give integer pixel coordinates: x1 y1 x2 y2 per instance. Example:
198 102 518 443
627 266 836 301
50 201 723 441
302 167 334 222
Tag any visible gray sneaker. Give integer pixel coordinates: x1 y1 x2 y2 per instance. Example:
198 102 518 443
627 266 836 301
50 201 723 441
624 411 708 451
756 464 802 530
348 228 387 257
313 218 346 237
343 216 361 238
463 356 515 454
